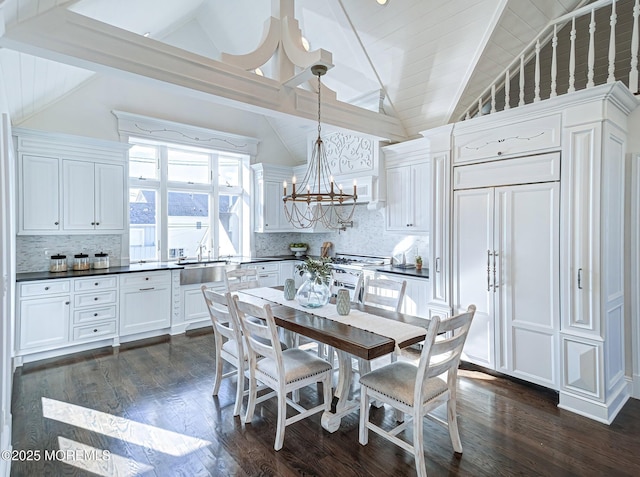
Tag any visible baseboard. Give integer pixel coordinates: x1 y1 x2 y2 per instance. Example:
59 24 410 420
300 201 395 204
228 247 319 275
559 379 631 424
633 373 640 399
1 419 12 477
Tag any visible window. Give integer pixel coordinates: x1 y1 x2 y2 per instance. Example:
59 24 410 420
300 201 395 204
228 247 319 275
128 140 249 262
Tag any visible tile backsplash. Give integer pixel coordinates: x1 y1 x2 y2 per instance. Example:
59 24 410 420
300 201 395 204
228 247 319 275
17 235 122 272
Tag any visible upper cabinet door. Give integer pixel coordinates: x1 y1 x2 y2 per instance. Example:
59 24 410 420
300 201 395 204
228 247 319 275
20 155 61 232
385 166 411 231
410 161 430 232
94 163 125 231
63 160 95 230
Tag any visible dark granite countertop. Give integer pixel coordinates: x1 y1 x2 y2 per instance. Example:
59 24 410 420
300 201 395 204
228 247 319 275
16 255 304 282
374 265 430 279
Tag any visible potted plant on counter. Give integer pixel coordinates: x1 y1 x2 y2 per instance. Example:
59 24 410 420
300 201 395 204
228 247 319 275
295 257 332 308
415 255 423 271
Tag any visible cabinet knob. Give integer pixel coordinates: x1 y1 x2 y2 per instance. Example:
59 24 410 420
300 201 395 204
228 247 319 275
44 286 49 290
91 222 95 225
93 329 98 333
94 282 99 286
54 221 59 225
65 301 70 305
145 277 150 281
94 313 98 317
94 297 99 301
96 222 100 226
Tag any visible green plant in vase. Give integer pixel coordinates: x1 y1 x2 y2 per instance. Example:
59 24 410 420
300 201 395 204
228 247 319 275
295 257 332 308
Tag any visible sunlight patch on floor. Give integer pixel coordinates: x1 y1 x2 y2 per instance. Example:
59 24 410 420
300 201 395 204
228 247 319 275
57 436 153 477
42 397 212 457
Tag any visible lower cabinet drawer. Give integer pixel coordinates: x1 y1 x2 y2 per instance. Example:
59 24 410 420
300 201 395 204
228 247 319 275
74 290 117 308
73 321 117 341
74 305 117 324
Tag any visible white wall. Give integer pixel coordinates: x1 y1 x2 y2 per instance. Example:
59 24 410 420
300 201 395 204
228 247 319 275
16 74 297 165
0 82 16 477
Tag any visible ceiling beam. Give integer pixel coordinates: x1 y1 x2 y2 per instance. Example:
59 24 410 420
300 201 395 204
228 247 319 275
0 5 406 141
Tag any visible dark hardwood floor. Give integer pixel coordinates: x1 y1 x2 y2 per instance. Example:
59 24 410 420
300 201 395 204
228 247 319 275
9 331 640 476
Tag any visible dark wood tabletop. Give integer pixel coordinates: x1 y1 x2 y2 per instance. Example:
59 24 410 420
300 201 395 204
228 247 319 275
237 291 429 361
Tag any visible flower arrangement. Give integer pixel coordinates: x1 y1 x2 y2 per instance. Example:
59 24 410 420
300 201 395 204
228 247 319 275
296 257 332 285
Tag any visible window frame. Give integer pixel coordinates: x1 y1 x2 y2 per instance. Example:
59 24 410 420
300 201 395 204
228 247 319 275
128 138 249 263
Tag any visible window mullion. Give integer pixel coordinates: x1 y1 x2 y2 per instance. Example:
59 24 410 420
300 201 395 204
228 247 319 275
159 146 169 262
211 153 220 259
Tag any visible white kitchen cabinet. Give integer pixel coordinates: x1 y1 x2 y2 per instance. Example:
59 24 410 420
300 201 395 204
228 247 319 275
385 161 430 232
119 271 172 336
245 262 280 287
278 261 296 287
453 181 560 389
182 281 225 325
63 160 125 231
20 155 61 232
15 128 129 235
252 164 295 233
72 276 118 344
18 280 71 351
370 271 429 318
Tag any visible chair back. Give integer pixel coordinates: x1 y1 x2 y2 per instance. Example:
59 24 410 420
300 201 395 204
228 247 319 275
415 305 476 404
225 267 260 291
330 270 363 302
232 295 283 370
361 276 407 312
201 286 243 350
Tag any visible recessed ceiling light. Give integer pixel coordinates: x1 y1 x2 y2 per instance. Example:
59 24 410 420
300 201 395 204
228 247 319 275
143 32 151 37
376 0 388 5
254 68 264 76
301 36 310 51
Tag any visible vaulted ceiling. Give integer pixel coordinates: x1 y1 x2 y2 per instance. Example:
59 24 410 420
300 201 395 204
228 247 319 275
0 0 586 162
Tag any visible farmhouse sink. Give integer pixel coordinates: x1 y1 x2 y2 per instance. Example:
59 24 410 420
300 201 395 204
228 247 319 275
180 262 238 285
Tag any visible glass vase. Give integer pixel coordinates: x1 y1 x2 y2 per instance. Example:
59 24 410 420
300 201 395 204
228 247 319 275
295 274 331 308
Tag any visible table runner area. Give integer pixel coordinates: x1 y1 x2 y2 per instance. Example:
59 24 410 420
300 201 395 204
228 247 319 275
238 287 427 353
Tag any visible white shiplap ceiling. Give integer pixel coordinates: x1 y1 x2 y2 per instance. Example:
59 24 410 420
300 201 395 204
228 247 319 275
0 0 585 162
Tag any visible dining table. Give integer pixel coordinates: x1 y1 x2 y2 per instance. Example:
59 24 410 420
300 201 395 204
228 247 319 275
235 287 430 433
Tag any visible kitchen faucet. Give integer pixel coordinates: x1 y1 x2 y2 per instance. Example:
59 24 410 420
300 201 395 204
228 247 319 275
197 244 206 262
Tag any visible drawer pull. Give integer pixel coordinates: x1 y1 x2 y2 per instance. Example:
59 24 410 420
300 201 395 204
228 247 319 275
94 297 99 301
145 277 150 281
93 329 98 333
95 282 99 286
65 301 70 305
94 313 98 317
44 286 50 291
139 287 155 291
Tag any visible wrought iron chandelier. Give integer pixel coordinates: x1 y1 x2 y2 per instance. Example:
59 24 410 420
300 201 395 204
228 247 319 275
282 64 357 230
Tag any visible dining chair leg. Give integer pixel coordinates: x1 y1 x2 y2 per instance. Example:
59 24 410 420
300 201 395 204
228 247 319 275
358 389 370 445
447 397 463 453
212 348 223 396
232 364 244 417
274 390 288 451
413 411 427 477
244 372 258 424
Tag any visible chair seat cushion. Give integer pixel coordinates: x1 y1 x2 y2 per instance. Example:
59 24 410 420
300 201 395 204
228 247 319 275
359 361 447 406
256 349 333 384
221 339 239 358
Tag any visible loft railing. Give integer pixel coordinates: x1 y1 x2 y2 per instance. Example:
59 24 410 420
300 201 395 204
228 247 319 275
461 0 639 120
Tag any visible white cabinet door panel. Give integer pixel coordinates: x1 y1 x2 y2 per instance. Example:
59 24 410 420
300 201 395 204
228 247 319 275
454 188 494 368
19 296 70 350
120 286 171 336
21 155 60 231
63 160 95 230
95 163 125 230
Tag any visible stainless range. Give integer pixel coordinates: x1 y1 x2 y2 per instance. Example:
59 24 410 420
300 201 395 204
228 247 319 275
330 253 390 300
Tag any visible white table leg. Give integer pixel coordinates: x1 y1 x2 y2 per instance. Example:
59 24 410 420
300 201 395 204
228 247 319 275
321 349 359 432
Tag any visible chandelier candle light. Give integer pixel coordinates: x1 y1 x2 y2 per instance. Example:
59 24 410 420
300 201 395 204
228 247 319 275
283 64 357 230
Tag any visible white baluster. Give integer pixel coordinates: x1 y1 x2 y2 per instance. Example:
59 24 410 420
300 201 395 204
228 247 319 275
478 97 483 116
465 111 471 120
630 0 639 93
569 17 576 93
534 40 541 102
504 69 511 110
491 84 496 113
550 25 558 98
519 55 525 106
587 9 596 88
607 0 617 83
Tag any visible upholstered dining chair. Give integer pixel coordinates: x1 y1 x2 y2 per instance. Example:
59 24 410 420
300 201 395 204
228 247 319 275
224 267 260 292
358 305 476 477
201 286 246 417
232 294 333 451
